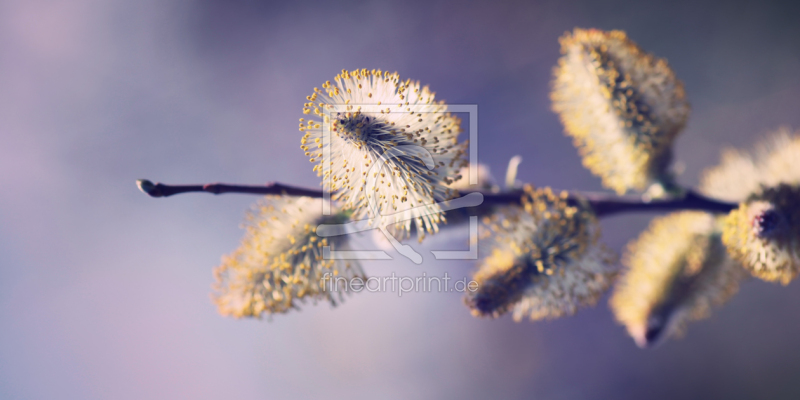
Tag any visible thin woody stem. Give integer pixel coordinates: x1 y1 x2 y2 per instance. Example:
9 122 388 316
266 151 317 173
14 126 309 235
584 190 736 217
136 179 323 198
136 179 737 217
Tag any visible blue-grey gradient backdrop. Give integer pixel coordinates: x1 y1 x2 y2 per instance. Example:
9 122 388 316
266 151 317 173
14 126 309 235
2 0 800 399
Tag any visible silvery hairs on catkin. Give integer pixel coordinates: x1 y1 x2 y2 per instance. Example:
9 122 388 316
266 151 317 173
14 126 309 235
300 69 468 240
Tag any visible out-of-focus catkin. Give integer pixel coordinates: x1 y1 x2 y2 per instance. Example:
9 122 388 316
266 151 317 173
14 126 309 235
611 212 747 347
700 128 800 202
212 196 364 318
551 28 689 194
700 129 800 284
466 186 617 321
723 184 800 285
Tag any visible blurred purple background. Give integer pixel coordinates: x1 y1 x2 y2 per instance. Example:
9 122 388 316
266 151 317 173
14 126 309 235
2 0 800 398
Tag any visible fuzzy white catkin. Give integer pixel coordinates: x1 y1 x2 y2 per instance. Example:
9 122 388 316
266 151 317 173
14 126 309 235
300 69 468 240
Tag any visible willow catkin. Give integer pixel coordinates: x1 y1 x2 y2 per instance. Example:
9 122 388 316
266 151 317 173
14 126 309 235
466 186 617 321
723 184 800 285
552 28 689 194
611 212 747 347
212 196 363 318
301 69 468 240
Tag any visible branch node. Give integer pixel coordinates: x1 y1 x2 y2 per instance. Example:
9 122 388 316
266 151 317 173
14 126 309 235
136 179 161 197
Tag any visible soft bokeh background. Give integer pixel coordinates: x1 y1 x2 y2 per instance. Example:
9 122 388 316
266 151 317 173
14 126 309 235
3 0 800 398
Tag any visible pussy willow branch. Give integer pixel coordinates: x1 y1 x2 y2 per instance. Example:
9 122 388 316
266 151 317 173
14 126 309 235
136 179 737 218
137 179 323 198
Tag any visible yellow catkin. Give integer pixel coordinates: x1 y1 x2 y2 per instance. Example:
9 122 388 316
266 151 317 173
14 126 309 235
551 28 689 194
466 186 617 321
611 212 747 347
722 184 800 285
211 196 363 318
698 129 800 283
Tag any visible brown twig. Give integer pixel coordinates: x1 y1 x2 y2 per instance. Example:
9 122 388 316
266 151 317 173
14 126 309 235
584 190 736 217
136 179 737 217
136 179 324 198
